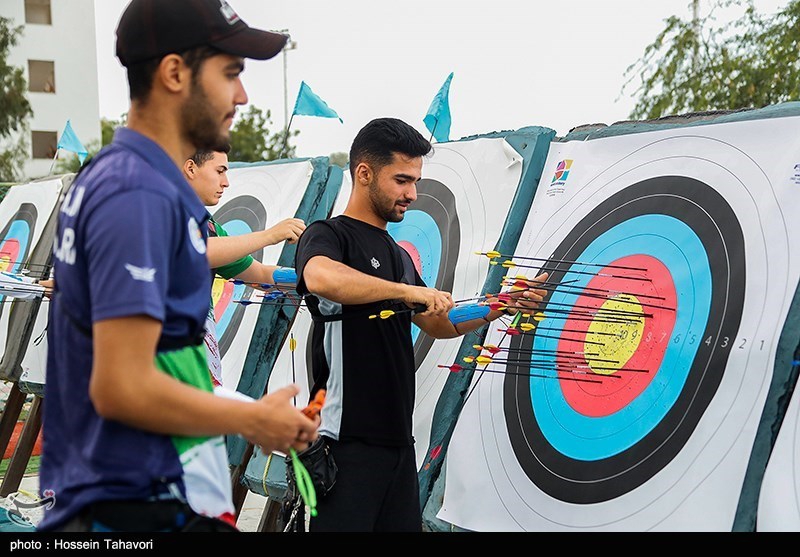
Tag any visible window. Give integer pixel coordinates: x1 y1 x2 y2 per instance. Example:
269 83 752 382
31 131 57 159
28 60 55 93
24 0 52 25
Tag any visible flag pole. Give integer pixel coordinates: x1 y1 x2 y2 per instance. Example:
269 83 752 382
428 120 438 144
48 148 60 176
281 114 295 159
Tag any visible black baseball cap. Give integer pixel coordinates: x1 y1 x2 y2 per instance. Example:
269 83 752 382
116 0 288 67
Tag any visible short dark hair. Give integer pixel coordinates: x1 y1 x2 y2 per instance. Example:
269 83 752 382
127 45 222 103
189 144 231 167
349 118 432 180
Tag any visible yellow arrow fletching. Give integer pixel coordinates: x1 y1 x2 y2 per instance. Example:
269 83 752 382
476 355 493 365
463 356 475 363
289 337 297 351
485 250 501 259
501 260 516 268
520 323 535 331
534 312 546 322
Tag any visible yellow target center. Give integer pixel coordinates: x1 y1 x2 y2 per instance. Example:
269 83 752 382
211 276 226 307
585 294 645 375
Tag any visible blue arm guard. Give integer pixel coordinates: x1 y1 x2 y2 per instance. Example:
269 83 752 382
272 267 297 284
448 303 490 325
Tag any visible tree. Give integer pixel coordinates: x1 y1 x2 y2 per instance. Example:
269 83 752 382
622 0 800 120
54 116 125 175
329 152 348 168
229 105 299 162
0 17 33 184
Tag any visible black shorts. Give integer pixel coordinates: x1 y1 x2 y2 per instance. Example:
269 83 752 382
308 438 421 532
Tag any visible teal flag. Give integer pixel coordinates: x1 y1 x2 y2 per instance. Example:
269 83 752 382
57 120 88 164
292 81 343 122
423 72 454 143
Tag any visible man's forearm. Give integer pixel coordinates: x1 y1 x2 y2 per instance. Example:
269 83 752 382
207 231 273 268
303 257 408 305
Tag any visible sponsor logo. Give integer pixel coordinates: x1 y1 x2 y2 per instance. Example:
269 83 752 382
371 257 380 269
547 159 573 197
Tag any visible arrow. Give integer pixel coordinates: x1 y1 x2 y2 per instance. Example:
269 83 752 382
441 361 604 384
476 250 649 272
492 259 651 282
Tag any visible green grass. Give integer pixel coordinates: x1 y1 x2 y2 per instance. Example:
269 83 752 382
0 455 40 480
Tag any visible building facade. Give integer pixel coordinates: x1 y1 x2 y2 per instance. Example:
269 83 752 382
1 0 100 180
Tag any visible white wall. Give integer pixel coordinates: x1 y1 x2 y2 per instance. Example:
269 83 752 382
1 0 100 180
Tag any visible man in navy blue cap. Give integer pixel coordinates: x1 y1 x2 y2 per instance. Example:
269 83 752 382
39 0 318 532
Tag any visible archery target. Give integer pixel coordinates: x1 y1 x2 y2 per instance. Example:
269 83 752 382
405 138 524 470
0 202 37 318
440 116 800 531
210 195 267 358
211 160 314 391
388 178 459 360
0 177 62 384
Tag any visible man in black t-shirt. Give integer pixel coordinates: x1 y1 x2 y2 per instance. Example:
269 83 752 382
294 117 547 532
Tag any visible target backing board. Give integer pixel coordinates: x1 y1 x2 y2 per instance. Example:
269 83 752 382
269 137 526 469
0 177 62 382
439 115 800 531
210 160 314 391
756 327 800 531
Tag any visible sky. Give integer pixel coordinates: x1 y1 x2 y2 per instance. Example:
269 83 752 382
93 0 788 159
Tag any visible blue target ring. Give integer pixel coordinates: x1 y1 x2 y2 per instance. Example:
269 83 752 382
214 218 251 339
385 179 460 368
211 195 267 356
0 203 37 319
503 177 745 503
533 215 712 460
388 209 442 344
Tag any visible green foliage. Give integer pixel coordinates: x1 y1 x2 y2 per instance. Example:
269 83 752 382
623 0 800 120
329 151 348 168
0 17 33 183
229 105 299 162
101 114 125 146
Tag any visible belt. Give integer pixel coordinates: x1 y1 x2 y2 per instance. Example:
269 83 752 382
76 499 238 532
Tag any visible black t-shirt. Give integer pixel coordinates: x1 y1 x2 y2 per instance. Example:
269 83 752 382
295 215 426 446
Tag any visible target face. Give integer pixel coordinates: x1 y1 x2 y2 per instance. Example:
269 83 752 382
210 194 266 356
0 202 36 318
388 178 459 365
0 177 63 384
441 118 800 531
506 177 744 502
210 160 315 391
